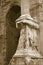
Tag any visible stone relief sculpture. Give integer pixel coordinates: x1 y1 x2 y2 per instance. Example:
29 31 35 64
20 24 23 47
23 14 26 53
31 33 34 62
8 0 43 65
8 14 43 65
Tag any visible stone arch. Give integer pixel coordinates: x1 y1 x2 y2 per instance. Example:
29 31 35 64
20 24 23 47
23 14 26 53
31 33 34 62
6 4 21 65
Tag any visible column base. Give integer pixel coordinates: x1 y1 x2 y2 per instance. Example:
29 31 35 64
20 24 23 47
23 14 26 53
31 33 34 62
8 48 43 65
9 54 43 65
14 48 42 58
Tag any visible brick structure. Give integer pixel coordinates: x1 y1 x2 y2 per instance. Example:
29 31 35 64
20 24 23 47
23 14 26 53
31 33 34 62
0 0 43 65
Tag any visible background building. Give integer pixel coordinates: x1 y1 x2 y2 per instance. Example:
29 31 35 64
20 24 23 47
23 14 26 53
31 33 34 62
0 0 43 65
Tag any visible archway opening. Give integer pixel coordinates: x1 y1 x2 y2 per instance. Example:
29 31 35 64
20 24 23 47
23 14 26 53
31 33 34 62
6 5 21 65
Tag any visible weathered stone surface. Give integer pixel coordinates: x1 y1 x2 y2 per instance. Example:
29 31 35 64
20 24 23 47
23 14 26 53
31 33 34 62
9 56 43 65
8 13 43 65
0 0 43 65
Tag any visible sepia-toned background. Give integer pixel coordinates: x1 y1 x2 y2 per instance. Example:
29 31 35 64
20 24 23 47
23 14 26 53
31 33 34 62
0 0 43 65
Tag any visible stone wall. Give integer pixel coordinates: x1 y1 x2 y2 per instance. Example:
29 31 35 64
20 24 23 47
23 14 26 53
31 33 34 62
0 0 21 65
0 0 11 65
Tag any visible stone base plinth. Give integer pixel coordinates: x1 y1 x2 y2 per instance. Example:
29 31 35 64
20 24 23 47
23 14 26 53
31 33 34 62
9 49 43 65
9 55 43 65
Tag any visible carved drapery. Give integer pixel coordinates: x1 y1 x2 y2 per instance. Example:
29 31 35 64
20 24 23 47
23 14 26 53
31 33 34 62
8 0 43 65
8 14 43 65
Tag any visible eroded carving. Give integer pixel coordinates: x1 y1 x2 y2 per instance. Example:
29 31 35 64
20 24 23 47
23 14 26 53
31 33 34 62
9 15 43 65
